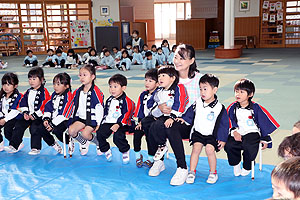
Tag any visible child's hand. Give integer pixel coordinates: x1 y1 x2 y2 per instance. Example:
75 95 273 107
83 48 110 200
233 131 242 142
135 122 142 130
0 119 6 126
29 115 35 120
164 118 174 128
43 120 49 128
48 58 52 61
218 141 226 150
24 113 30 120
158 103 171 114
175 118 185 124
110 124 120 132
94 125 100 132
260 141 268 150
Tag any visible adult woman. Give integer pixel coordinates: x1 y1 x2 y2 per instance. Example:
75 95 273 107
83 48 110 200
149 44 202 186
126 30 144 52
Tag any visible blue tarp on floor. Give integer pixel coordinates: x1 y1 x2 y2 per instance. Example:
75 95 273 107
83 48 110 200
0 138 274 200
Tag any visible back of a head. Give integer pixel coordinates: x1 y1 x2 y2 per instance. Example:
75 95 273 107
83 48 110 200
271 157 300 199
108 74 127 87
199 73 219 88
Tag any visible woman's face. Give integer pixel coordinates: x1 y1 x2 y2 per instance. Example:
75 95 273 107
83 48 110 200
173 50 194 73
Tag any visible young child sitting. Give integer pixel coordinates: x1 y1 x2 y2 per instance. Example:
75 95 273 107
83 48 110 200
41 49 56 68
161 39 170 61
278 132 300 160
225 78 280 177
112 47 121 60
96 74 135 164
57 46 67 58
82 46 92 63
99 49 115 70
68 64 104 156
65 49 79 69
141 44 149 59
132 46 143 65
40 73 73 154
177 74 229 184
0 59 7 69
54 49 66 68
151 45 157 58
125 42 133 57
142 51 157 70
133 69 159 168
156 47 166 67
85 48 101 67
117 50 131 71
167 45 177 65
24 50 38 67
4 67 51 155
271 157 300 200
0 73 22 151
292 120 300 134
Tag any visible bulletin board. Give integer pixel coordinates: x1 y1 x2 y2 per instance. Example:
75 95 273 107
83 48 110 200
70 20 91 48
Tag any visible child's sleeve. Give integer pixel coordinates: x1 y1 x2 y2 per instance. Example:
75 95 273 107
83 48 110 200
227 103 239 133
171 84 189 118
24 56 29 63
138 54 143 64
215 105 230 142
32 88 51 119
134 92 144 119
95 103 104 125
42 95 54 121
4 93 22 122
142 58 147 70
108 56 115 67
52 55 57 63
19 90 29 114
182 102 196 125
117 97 135 126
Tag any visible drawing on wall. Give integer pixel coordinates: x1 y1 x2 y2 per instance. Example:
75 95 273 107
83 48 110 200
276 2 282 10
277 12 283 21
269 14 276 22
263 13 269 21
239 1 250 11
70 20 91 48
263 1 269 9
270 3 276 11
277 25 283 33
100 6 110 16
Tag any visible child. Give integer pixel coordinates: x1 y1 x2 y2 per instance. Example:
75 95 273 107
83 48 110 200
125 42 133 57
96 74 135 164
24 50 38 67
114 47 124 61
271 157 300 200
100 46 108 59
292 120 300 134
39 73 73 154
145 67 189 181
68 64 104 156
57 46 67 58
278 132 300 160
117 50 131 71
151 45 157 57
4 67 50 155
82 46 92 63
0 59 7 69
156 47 166 66
54 49 66 68
112 47 122 60
85 48 100 67
142 51 157 70
41 49 56 68
99 49 115 70
132 46 143 65
0 73 22 151
225 78 280 176
141 44 149 58
161 39 170 60
167 45 177 65
177 74 229 184
133 69 159 167
65 49 79 69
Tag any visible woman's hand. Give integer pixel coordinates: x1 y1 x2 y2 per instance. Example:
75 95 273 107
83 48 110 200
164 118 174 128
158 103 172 115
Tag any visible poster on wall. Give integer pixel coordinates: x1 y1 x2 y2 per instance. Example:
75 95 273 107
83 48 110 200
277 25 283 33
263 13 269 21
276 2 282 10
263 1 269 9
270 14 276 22
270 3 276 11
70 20 91 48
277 12 283 21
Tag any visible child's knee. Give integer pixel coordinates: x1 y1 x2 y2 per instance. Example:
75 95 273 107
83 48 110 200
205 144 215 155
68 125 77 136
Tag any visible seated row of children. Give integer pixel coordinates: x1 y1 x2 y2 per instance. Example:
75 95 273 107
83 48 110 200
0 65 280 187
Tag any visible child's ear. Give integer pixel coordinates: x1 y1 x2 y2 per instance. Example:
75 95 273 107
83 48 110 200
249 92 254 98
122 86 127 91
213 86 218 94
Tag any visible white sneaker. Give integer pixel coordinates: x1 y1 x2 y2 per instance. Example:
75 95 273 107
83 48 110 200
206 173 218 184
149 160 165 177
54 65 58 69
39 65 44 68
44 65 50 68
121 65 127 71
57 65 61 69
186 171 196 184
241 168 251 176
18 143 24 151
154 145 168 161
0 141 4 151
79 141 90 156
30 64 33 67
4 145 18 153
122 150 130 164
234 162 242 176
28 148 40 155
68 137 75 155
170 167 188 186
52 141 63 154
105 149 112 162
96 146 103 155
26 64 30 68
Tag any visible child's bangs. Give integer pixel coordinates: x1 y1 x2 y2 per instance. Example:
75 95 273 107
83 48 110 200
2 76 13 85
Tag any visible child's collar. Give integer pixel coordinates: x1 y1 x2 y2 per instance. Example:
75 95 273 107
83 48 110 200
201 95 218 108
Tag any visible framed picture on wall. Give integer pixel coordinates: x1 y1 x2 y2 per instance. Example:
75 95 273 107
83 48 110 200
263 1 269 9
100 6 110 16
240 0 250 11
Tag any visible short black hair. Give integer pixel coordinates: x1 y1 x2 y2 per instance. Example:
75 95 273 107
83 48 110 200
103 49 110 54
2 72 19 86
108 74 127 87
133 45 140 52
157 47 162 51
89 48 97 56
199 73 219 88
126 42 132 47
112 47 118 51
121 50 129 58
26 50 33 55
234 78 255 100
47 49 54 53
145 51 152 57
57 46 63 50
56 49 62 54
132 30 139 35
157 66 179 86
278 133 300 158
28 67 44 82
67 49 75 55
53 72 71 90
151 45 157 49
145 68 158 82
